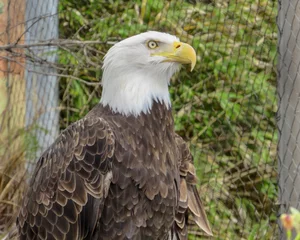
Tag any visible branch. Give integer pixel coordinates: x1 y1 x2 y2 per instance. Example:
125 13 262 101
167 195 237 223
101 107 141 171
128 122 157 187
0 39 116 51
0 54 101 86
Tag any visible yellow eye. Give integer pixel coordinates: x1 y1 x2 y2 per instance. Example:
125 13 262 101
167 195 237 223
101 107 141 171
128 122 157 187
147 40 158 49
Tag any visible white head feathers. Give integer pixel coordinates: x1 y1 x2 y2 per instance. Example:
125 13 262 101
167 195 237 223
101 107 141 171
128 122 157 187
100 31 182 116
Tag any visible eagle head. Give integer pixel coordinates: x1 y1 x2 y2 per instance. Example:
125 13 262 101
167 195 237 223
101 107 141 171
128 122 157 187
100 31 196 116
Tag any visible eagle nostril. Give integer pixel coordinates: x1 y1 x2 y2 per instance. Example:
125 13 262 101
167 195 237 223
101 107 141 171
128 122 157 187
175 44 181 49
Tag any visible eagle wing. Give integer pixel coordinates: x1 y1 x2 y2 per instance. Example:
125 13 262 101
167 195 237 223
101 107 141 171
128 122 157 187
17 117 115 240
174 134 213 239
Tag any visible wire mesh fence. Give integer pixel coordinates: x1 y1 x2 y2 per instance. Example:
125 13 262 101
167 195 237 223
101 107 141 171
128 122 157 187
0 0 288 239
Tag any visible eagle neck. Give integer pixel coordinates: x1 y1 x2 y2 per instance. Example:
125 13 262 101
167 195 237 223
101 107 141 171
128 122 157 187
93 101 174 130
100 69 172 117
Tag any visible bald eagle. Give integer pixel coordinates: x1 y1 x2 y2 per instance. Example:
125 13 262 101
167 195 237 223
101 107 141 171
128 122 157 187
16 31 212 240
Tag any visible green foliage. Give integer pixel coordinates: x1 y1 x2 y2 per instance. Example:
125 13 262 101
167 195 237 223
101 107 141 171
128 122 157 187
58 0 278 238
0 3 3 15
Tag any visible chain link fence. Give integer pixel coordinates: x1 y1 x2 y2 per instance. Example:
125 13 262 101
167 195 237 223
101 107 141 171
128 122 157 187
0 0 293 239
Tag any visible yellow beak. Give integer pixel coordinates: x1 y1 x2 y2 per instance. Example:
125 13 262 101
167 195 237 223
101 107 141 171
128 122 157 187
154 41 196 71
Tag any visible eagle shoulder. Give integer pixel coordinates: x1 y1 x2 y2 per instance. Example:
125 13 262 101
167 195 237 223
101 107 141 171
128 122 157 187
17 116 115 240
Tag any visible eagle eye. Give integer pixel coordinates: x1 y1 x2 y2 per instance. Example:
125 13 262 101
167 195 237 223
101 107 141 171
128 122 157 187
147 40 158 49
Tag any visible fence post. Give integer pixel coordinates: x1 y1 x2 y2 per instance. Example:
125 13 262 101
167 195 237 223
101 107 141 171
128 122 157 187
25 0 59 172
278 0 300 238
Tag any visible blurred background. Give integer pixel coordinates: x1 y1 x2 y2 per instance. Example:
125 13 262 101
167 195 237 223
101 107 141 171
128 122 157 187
0 0 296 239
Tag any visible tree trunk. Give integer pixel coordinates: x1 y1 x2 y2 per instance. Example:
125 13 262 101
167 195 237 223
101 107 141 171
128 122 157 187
0 0 26 163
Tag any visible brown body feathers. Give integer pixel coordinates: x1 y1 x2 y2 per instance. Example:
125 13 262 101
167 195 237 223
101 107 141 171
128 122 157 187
16 102 212 239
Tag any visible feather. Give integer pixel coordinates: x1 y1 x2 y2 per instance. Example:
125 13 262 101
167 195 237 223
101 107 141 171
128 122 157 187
188 185 213 236
17 117 115 239
174 134 213 238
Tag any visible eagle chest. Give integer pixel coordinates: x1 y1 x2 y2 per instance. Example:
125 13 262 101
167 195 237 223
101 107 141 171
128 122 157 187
100 113 179 239
111 112 178 187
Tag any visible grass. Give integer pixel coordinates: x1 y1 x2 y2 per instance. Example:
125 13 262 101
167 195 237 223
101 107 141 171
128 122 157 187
0 120 27 237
